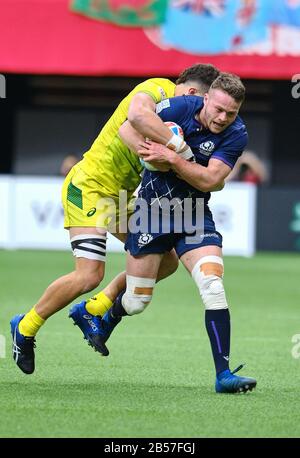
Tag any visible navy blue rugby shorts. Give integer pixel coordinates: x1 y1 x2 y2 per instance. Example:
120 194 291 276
125 206 222 258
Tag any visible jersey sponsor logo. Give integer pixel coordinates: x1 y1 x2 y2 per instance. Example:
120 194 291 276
203 232 220 239
156 99 170 113
199 141 215 156
138 233 154 247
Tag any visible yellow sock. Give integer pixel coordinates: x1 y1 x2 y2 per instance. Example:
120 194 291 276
86 291 113 317
19 307 45 337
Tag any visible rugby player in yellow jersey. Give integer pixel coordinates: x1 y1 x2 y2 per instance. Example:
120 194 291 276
10 64 220 373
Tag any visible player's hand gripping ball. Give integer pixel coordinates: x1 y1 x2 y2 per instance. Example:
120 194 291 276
140 122 184 172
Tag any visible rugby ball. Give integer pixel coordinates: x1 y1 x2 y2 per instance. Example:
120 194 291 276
140 122 184 172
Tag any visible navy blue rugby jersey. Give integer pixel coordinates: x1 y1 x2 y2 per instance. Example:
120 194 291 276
139 95 248 205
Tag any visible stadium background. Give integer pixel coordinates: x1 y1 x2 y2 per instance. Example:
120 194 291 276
0 0 300 439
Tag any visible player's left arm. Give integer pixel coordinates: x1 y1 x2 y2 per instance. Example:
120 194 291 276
171 157 231 192
139 127 247 191
119 120 145 154
138 141 232 192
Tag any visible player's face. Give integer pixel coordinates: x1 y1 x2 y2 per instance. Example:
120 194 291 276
201 89 241 133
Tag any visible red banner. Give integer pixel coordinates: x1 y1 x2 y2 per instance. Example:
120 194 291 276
0 0 299 79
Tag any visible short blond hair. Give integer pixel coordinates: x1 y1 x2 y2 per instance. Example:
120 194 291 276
210 72 245 103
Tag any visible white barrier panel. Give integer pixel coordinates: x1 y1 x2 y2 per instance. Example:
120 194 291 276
209 182 257 257
0 176 256 256
0 176 12 247
0 176 123 252
14 176 69 249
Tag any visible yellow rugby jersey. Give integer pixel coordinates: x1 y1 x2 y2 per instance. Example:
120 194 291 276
79 78 176 196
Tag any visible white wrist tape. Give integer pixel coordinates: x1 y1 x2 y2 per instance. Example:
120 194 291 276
166 134 185 152
178 146 195 162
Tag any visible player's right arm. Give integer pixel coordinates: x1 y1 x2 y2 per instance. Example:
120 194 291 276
128 93 195 159
128 92 178 146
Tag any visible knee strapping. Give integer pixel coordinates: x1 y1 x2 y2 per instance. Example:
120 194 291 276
191 256 228 310
122 275 156 315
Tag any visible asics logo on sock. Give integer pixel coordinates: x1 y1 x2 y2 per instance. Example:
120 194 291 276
223 356 229 361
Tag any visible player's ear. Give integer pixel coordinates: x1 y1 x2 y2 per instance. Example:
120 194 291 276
188 87 199 95
203 93 209 104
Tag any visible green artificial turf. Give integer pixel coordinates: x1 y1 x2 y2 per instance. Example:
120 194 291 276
0 250 299 438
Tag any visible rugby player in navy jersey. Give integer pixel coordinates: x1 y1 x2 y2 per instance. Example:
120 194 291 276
10 64 221 375
87 73 257 394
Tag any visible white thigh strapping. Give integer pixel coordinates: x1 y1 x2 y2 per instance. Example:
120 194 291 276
70 234 106 262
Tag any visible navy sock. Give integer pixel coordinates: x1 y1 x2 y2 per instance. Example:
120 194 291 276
205 309 230 375
110 289 128 318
